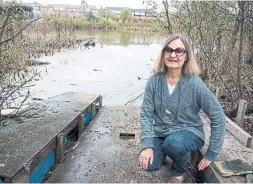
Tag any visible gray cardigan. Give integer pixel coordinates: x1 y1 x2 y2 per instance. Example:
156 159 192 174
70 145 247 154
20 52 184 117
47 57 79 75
140 72 226 161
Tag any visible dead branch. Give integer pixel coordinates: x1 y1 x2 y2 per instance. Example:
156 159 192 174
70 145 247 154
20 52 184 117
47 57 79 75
0 17 41 45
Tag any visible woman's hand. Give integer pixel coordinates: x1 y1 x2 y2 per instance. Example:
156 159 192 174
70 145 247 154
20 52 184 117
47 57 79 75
138 148 154 170
198 157 211 170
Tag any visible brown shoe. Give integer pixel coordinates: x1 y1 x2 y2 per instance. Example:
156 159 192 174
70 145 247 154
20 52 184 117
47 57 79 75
168 177 181 183
168 175 184 183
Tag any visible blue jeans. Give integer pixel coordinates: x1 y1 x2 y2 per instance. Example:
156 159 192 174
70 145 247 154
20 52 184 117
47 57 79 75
147 130 204 176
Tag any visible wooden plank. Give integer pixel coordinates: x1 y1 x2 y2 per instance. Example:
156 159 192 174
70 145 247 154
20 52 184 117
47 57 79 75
236 99 248 127
200 112 253 183
225 116 252 148
56 133 65 163
11 168 29 183
0 92 100 178
28 139 56 172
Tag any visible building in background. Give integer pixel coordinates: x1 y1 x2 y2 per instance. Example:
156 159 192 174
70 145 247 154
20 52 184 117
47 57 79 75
19 0 98 17
104 7 151 19
22 2 44 16
46 4 81 16
86 5 99 17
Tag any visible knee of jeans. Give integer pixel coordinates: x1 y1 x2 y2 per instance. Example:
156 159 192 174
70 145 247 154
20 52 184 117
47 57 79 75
163 137 187 154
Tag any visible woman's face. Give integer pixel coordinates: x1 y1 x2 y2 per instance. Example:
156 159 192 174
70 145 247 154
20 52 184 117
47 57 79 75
163 39 187 70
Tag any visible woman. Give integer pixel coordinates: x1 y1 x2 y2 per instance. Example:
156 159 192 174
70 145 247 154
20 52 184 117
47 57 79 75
138 34 226 183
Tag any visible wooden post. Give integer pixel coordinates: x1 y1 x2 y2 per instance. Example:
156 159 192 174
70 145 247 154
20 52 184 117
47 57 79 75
216 88 222 101
99 95 103 108
78 113 84 137
91 103 95 119
236 100 248 127
56 133 65 163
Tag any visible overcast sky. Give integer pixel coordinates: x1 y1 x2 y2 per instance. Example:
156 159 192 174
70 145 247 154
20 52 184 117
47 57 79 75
21 0 145 9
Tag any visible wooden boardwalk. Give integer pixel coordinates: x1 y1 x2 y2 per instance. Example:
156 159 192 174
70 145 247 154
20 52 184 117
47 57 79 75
46 106 175 183
1 93 252 183
201 112 253 183
0 92 101 183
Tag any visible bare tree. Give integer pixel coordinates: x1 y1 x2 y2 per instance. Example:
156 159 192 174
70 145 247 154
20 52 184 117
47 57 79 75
143 0 253 119
144 0 173 34
0 2 40 119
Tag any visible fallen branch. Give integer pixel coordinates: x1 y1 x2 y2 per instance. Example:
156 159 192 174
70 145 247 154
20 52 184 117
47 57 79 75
124 92 144 106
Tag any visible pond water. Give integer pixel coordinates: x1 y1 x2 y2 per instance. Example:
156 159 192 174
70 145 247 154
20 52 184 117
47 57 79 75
30 30 167 106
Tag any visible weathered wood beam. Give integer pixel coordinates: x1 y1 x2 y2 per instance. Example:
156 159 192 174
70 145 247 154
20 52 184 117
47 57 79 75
226 116 252 148
78 113 84 137
11 167 29 183
56 133 65 163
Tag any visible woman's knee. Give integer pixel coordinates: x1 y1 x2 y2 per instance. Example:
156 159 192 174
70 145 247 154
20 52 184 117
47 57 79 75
163 137 187 155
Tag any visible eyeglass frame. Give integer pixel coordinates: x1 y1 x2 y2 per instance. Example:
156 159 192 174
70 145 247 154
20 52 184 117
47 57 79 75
163 46 187 57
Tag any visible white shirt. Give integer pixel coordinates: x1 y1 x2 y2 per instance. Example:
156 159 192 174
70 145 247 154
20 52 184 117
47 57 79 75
168 84 176 95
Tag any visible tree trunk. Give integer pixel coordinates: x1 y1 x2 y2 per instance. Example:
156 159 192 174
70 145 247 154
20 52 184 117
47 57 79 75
237 1 245 100
162 0 173 34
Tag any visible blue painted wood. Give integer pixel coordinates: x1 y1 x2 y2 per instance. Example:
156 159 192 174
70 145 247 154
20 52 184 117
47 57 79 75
0 178 3 183
29 150 56 183
64 137 70 145
84 112 91 125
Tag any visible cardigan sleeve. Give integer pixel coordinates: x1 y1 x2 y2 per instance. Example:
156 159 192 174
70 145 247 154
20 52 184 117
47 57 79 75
140 75 155 150
196 78 226 161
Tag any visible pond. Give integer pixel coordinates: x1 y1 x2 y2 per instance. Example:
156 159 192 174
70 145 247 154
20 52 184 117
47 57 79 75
30 30 167 106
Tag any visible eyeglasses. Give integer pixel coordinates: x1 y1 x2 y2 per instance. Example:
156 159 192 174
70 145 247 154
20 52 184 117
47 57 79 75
163 46 187 56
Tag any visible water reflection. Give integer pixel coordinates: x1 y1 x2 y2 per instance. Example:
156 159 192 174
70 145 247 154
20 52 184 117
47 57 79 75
79 30 166 46
30 31 166 106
